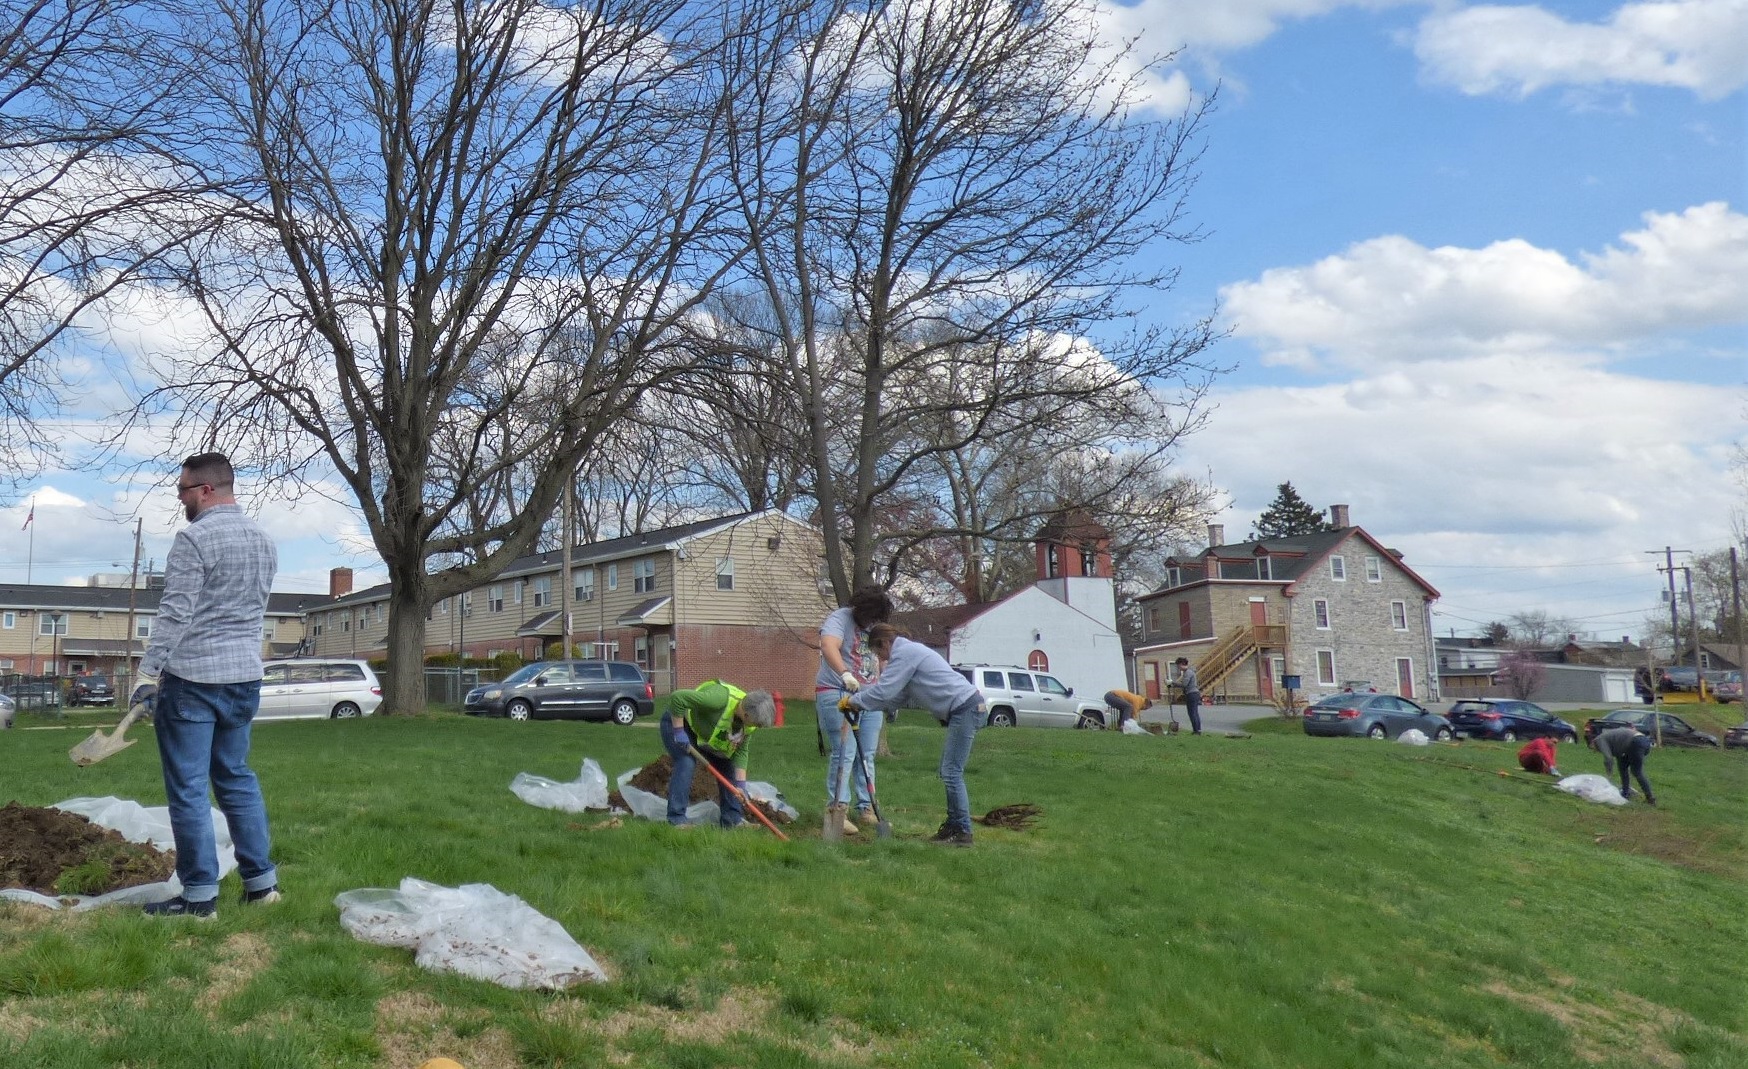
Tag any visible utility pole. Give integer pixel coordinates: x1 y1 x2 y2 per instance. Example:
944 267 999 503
1683 566 1700 710
1732 547 1745 699
123 519 143 690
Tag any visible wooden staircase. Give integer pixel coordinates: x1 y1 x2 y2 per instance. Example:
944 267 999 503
1193 624 1289 696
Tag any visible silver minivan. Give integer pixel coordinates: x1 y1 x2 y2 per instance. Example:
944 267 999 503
259 659 383 720
952 664 1107 728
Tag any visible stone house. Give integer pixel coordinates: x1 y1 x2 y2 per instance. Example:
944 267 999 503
1131 505 1441 703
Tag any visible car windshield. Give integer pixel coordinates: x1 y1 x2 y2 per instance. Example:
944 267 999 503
501 664 547 685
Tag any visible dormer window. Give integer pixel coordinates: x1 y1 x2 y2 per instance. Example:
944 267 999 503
1164 567 1181 589
1257 555 1272 580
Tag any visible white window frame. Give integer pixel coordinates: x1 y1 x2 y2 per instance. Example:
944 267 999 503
633 558 656 593
136 616 153 638
1256 556 1271 580
489 585 505 613
1316 649 1336 686
533 576 552 607
262 623 274 641
1314 599 1331 629
1163 567 1180 589
39 612 67 636
1390 600 1408 631
0 659 12 670
575 570 595 601
606 563 619 591
513 581 523 605
1330 555 1346 582
634 635 649 668
439 597 449 615
1 611 12 629
1365 555 1382 582
716 556 734 590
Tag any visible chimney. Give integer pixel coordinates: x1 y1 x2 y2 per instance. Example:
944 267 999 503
1207 523 1224 548
1329 504 1350 528
329 567 354 598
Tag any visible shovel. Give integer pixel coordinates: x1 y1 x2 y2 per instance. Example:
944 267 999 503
847 711 892 838
70 700 151 766
687 746 790 841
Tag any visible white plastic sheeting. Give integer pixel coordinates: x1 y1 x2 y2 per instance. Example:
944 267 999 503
509 758 610 813
1396 729 1430 746
334 877 606 990
613 768 799 824
1555 774 1629 806
0 796 236 910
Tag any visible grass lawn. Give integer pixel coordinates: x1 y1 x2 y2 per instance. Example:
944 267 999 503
2 705 1744 1068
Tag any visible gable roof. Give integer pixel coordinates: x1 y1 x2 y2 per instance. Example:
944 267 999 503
1144 526 1439 600
0 584 327 617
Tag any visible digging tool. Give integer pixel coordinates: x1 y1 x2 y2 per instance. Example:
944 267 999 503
69 700 151 766
845 710 891 838
687 745 789 841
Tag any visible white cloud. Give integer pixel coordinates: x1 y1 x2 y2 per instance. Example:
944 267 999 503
1415 1 1748 100
1097 0 1409 52
1220 202 1748 366
1183 354 1744 629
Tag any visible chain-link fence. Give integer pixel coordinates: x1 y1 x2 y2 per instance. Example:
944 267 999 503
424 667 499 707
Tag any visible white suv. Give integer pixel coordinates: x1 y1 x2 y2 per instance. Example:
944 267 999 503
952 664 1107 729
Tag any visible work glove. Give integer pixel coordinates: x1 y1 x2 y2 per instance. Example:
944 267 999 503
130 675 159 712
840 671 860 693
837 695 856 714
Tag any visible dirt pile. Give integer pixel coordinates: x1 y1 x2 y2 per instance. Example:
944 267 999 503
608 755 793 825
0 801 175 896
977 803 1043 830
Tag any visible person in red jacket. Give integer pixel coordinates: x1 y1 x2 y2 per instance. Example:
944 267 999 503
1517 736 1561 776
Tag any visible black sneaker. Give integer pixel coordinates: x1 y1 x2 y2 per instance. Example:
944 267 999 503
933 829 973 848
928 822 956 842
142 896 216 919
243 885 282 905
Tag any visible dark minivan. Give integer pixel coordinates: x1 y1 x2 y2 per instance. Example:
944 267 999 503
69 674 116 707
464 660 655 725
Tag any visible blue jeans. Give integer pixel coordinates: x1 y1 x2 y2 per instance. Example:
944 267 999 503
939 698 982 833
1184 692 1202 734
154 674 276 902
815 692 883 809
661 718 744 827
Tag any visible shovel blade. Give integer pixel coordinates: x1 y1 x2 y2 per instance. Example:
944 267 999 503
822 805 845 842
70 729 136 766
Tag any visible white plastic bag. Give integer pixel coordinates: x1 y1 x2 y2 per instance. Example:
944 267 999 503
616 768 718 824
510 758 609 813
335 877 606 990
1555 774 1629 806
1121 720 1148 735
0 796 237 911
741 781 799 821
1397 729 1430 746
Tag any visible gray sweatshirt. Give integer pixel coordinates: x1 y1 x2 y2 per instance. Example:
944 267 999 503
1594 726 1639 761
849 637 980 721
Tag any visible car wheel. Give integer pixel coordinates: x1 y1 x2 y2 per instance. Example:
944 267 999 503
1559 732 1577 744
611 699 638 726
507 700 533 722
988 707 1017 728
1435 726 1453 742
1075 712 1103 730
1367 723 1388 740
330 701 362 719
1502 730 1517 742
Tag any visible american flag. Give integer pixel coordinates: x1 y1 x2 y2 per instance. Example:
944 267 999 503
20 503 32 531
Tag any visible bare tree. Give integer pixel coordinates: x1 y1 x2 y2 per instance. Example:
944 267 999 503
1498 649 1545 701
718 0 1221 602
1506 609 1578 648
0 0 185 478
127 0 749 711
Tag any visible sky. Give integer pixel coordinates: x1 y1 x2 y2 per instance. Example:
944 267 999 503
3 0 1745 647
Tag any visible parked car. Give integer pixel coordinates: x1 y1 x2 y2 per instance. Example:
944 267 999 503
1656 667 1699 692
1714 675 1742 703
1444 699 1577 743
1725 721 1748 749
951 664 1108 728
0 692 14 729
69 673 116 707
259 659 383 720
1339 680 1379 693
4 678 61 709
1303 692 1453 741
464 660 654 724
1582 709 1720 748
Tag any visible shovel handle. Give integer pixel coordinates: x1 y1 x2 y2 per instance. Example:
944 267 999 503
688 746 789 842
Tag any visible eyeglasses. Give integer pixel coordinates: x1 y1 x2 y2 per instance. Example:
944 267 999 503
176 482 211 496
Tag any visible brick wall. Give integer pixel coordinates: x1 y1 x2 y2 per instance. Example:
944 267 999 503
674 623 818 699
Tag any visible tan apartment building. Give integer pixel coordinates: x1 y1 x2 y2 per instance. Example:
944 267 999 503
303 510 835 695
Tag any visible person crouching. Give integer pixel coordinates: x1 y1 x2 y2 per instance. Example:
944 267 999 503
660 680 777 827
1516 736 1561 777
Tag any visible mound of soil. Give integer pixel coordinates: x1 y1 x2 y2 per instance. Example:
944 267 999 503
608 755 792 825
978 803 1043 830
0 801 175 897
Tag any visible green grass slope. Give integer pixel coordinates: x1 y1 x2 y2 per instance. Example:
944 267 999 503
2 712 1743 1068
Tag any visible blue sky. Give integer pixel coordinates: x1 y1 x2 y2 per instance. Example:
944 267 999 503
4 0 1745 647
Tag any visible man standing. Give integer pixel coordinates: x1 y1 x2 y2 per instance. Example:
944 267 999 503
1593 723 1656 804
133 453 280 918
1174 657 1202 735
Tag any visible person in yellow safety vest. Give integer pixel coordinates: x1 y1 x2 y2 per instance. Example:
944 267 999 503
660 680 777 828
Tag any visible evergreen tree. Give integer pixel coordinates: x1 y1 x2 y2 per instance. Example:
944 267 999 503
1250 482 1328 539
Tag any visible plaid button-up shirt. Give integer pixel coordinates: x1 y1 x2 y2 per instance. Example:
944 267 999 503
141 504 278 685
